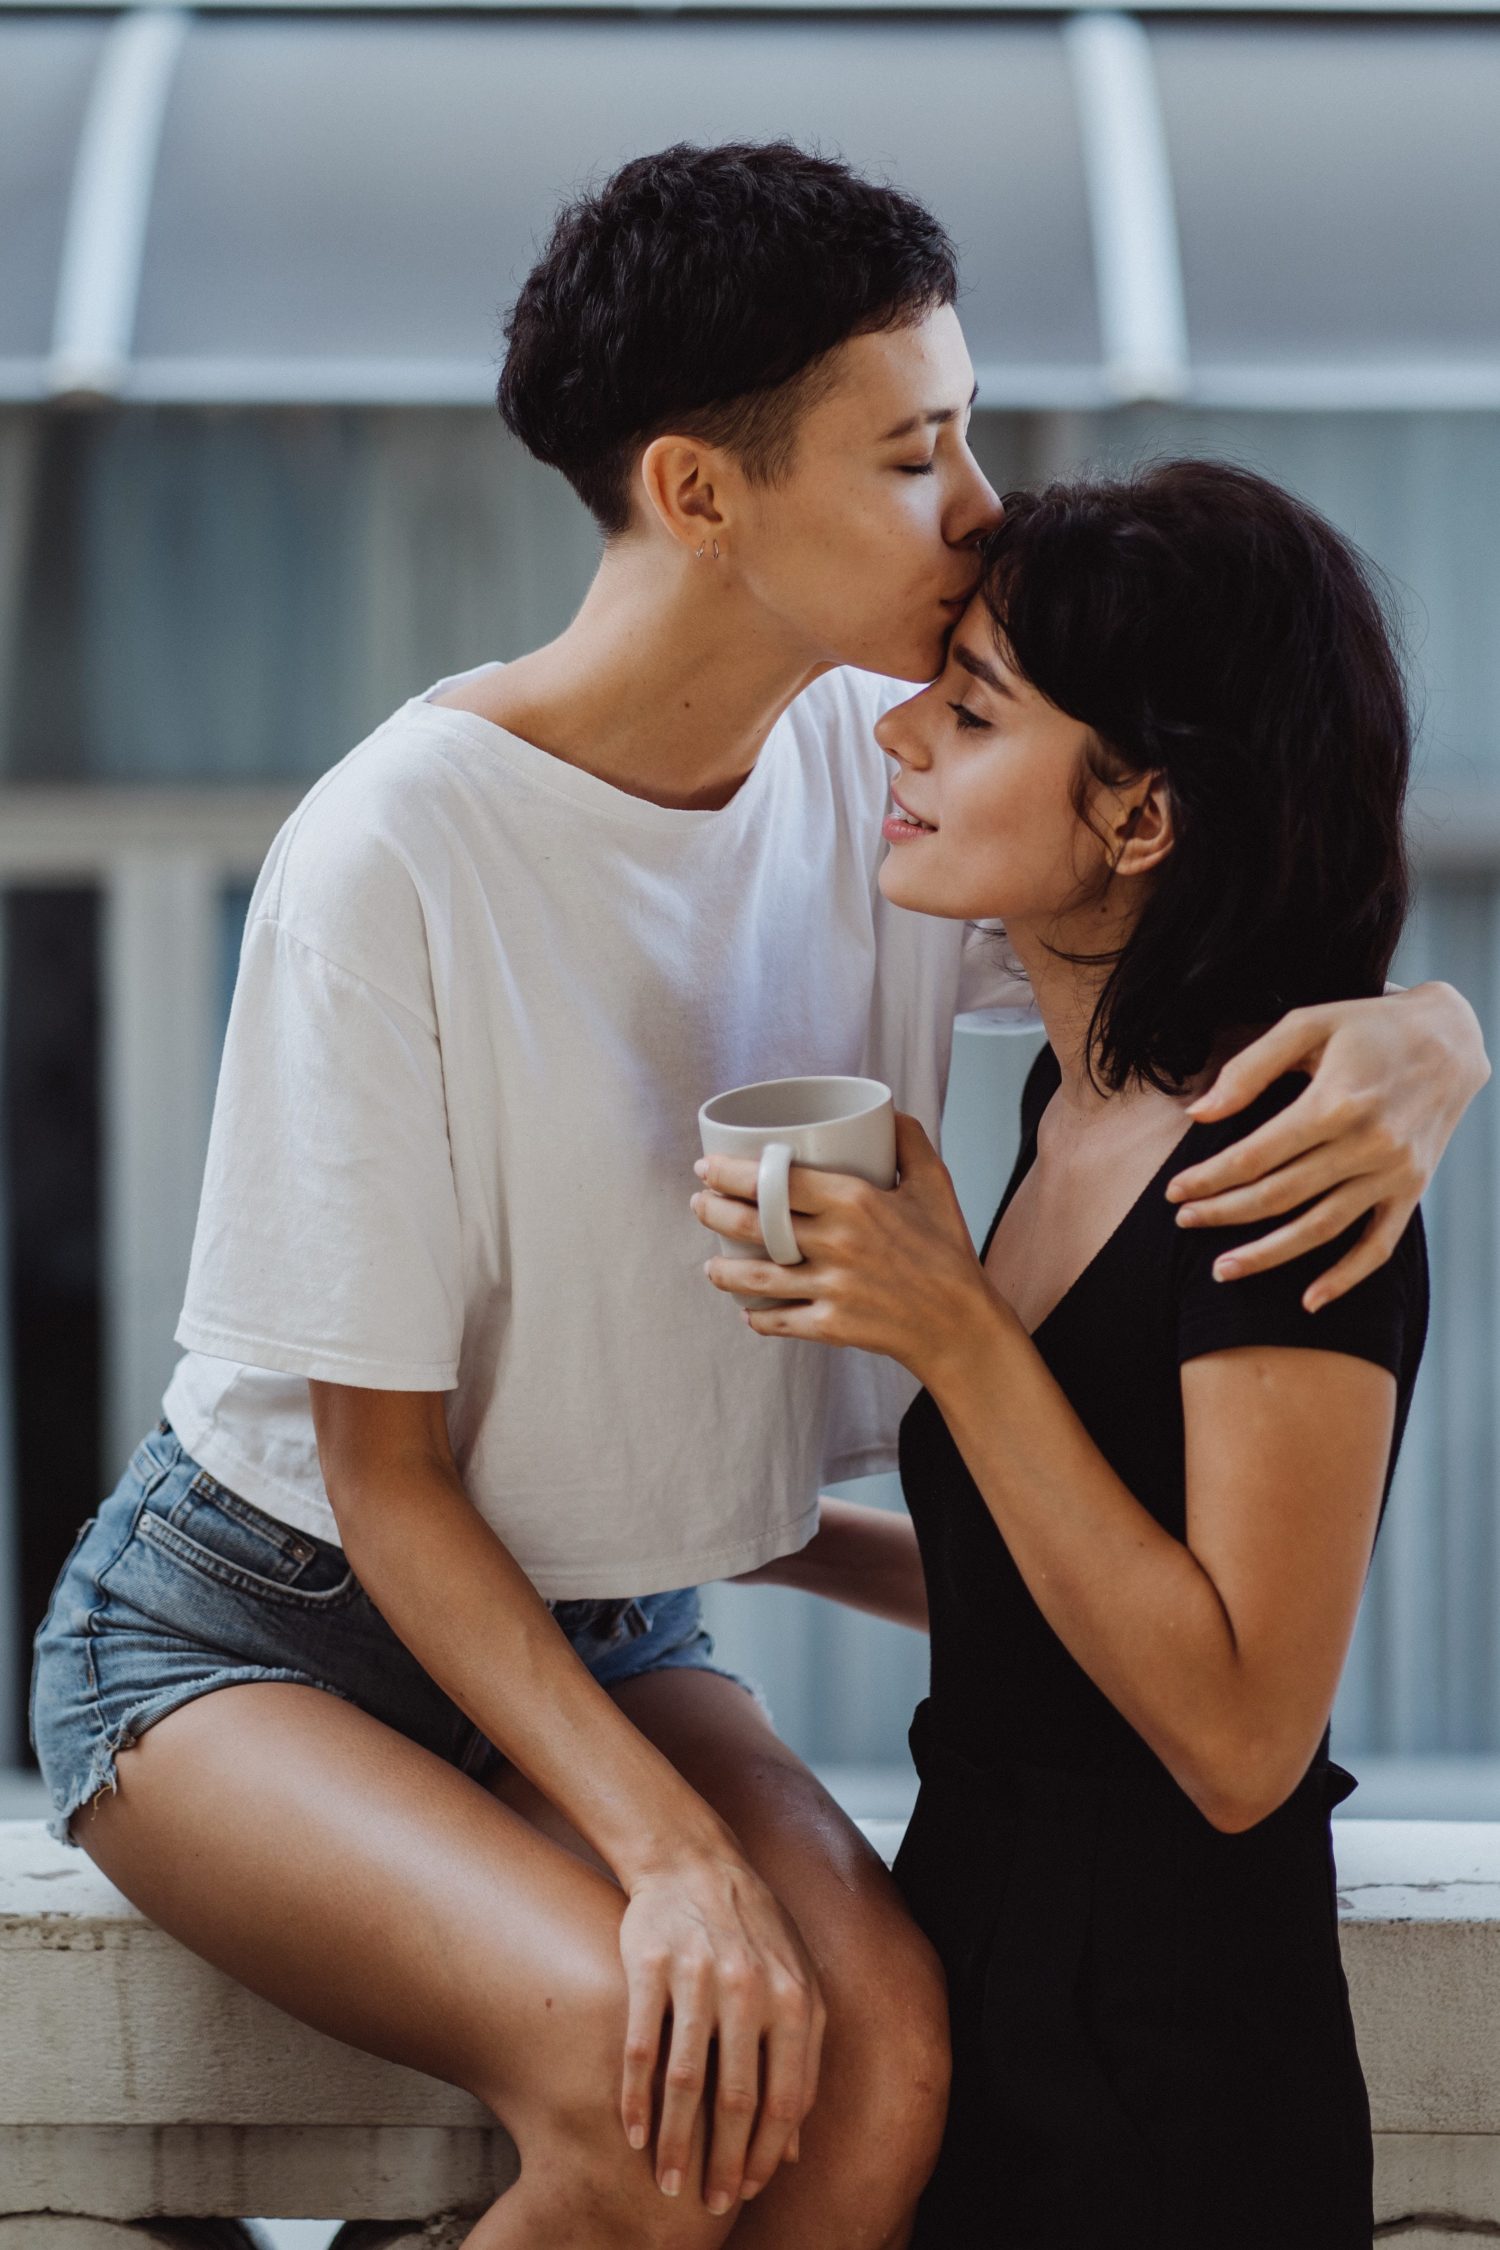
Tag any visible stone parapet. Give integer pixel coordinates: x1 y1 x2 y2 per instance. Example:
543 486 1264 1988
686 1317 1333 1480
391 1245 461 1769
4 1817 1499 2243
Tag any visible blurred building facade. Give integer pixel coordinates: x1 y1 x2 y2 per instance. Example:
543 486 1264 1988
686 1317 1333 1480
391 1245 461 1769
3 0 1500 1787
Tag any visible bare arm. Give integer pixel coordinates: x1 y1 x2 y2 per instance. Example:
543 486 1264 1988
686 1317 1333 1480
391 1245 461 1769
695 1120 1397 1829
308 1381 825 2213
921 1308 1395 1830
734 1495 928 1631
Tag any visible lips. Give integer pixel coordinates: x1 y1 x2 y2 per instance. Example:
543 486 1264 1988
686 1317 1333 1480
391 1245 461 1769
889 790 937 832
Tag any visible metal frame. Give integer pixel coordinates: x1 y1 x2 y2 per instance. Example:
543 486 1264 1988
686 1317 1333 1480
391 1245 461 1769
15 0 1500 13
47 6 189 400
5 0 1500 410
1065 11 1188 402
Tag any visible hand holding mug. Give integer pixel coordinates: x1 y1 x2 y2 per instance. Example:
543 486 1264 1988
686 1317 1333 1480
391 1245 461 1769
694 1085 995 1384
696 1076 898 1309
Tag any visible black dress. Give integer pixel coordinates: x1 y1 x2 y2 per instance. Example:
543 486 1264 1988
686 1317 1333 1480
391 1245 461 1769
893 1044 1428 2250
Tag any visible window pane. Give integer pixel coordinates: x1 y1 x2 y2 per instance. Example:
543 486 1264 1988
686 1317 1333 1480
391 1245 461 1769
135 18 1098 389
1153 25 1500 378
0 18 106 363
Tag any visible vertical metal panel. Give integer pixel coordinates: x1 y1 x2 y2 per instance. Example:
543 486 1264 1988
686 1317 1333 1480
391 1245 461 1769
101 853 219 1475
1 886 103 1756
0 903 16 1766
48 7 189 400
1065 12 1190 402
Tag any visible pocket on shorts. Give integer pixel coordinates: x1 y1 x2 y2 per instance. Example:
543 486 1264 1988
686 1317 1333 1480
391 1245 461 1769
135 1468 361 1609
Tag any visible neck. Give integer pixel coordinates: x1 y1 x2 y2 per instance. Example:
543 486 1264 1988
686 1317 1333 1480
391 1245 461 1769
489 540 827 811
1003 909 1239 1115
1001 910 1135 1115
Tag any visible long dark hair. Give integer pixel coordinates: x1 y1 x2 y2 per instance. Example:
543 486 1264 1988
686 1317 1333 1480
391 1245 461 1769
979 458 1413 1093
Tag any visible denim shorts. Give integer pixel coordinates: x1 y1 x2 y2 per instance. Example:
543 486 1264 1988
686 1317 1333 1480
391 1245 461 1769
29 1419 769 1849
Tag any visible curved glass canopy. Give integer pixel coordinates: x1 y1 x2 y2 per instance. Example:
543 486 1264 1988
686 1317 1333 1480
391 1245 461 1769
2 4 1499 409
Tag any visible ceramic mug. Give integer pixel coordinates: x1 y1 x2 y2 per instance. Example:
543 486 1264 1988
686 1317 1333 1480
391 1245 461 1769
698 1074 897 1310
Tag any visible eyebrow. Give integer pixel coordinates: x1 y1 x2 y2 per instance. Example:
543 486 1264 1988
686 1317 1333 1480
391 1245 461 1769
878 380 980 443
952 642 1017 699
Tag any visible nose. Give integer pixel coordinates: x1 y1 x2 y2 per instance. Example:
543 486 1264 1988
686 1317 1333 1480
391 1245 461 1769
950 449 1004 549
875 687 933 771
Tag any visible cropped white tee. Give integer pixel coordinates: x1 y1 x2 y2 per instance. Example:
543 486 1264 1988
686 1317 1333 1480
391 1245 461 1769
163 662 1034 1598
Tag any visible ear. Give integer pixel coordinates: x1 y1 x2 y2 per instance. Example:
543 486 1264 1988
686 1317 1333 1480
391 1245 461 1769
1110 769 1175 880
636 435 730 555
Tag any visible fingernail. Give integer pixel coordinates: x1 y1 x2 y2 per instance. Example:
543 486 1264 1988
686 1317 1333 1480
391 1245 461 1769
661 2170 682 2198
1175 1206 1201 1227
693 1159 708 1178
1213 1257 1241 1281
1164 1179 1186 1201
741 2180 763 2201
627 2123 646 2150
689 1193 700 1212
707 2191 733 2216
1305 1291 1325 1315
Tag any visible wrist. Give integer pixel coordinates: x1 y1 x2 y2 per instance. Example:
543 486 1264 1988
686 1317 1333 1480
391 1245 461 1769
616 1808 744 1895
1409 978 1491 1095
915 1272 1017 1401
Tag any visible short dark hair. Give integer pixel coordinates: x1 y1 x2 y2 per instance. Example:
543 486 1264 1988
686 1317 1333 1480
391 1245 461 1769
498 140 958 536
979 459 1413 1094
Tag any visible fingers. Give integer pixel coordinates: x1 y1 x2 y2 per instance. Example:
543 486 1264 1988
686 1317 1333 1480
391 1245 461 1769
1187 1008 1329 1121
1302 1202 1412 1313
701 1993 764 2215
694 1154 849 1215
693 1188 767 1251
654 1979 713 2201
1167 1086 1350 1207
707 1255 824 1302
1207 1180 1374 1288
621 1959 669 2157
893 1111 937 1169
1170 1142 1349 1230
738 2010 813 2201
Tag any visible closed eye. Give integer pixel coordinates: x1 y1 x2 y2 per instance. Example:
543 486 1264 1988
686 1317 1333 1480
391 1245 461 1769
949 700 989 732
898 461 937 477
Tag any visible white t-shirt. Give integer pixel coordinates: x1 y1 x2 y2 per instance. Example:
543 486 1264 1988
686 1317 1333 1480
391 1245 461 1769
163 662 1034 1598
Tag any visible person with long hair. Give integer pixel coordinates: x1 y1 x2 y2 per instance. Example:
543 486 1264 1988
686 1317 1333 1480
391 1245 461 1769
695 459 1431 2246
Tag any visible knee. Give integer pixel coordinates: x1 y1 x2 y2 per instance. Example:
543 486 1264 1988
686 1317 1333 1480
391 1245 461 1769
818 1913 952 2206
492 1954 735 2250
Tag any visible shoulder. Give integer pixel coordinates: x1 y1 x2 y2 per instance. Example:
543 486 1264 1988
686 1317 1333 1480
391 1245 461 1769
252 696 481 990
1168 1068 1427 1373
1171 1067 1311 1170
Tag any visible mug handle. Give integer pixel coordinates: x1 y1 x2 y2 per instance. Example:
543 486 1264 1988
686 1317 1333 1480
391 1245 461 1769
757 1142 805 1267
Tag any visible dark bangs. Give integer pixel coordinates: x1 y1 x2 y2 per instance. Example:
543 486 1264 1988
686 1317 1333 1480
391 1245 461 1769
980 459 1413 1093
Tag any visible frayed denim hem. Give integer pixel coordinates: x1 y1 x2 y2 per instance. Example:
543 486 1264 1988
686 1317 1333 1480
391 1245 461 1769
47 1664 363 1848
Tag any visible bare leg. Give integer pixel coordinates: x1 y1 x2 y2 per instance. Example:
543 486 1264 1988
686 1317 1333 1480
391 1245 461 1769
71 1680 737 2250
489 1670 950 2249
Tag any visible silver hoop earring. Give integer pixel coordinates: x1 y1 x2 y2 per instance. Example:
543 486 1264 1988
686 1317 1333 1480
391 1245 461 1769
695 540 706 559
712 540 721 561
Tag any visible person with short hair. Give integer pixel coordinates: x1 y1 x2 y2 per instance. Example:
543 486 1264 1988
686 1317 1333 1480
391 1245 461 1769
696 459 1435 2246
31 146 1485 2249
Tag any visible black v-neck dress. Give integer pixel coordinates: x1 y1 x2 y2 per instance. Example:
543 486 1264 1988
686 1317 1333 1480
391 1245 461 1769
892 1043 1428 2250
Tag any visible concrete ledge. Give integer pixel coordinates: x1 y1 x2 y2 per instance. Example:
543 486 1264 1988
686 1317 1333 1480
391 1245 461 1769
6 1817 1500 2227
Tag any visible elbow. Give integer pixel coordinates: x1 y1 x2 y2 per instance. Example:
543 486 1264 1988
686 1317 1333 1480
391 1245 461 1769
1176 1731 1312 1837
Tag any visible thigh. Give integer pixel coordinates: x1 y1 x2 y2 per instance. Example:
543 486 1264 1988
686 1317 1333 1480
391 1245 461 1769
73 1676 633 2127
492 1666 939 2002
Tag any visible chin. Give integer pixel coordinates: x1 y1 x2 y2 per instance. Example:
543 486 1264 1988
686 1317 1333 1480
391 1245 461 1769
877 854 939 913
